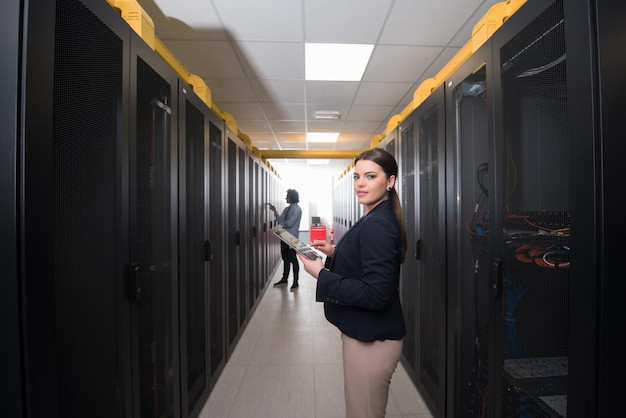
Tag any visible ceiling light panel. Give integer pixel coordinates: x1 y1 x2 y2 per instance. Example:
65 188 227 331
307 132 339 143
305 43 374 81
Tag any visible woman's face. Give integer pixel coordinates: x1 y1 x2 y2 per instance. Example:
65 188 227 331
353 159 395 213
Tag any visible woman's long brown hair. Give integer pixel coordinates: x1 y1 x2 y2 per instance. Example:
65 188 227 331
355 148 408 263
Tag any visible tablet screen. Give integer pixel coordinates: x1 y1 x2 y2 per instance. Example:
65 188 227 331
273 229 320 260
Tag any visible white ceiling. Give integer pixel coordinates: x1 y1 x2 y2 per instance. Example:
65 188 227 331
136 0 501 173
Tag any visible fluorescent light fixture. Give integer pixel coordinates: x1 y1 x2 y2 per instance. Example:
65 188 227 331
307 132 339 143
314 110 341 120
305 43 374 81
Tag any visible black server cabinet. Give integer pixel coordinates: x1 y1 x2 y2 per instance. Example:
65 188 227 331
246 155 257 311
267 174 275 267
489 0 569 416
268 170 276 282
384 130 398 157
177 84 226 417
266 174 272 265
565 0 625 416
256 162 264 293
271 173 282 268
130 30 182 417
344 172 352 239
1 0 22 413
178 88 208 417
11 0 133 416
207 115 226 388
225 132 250 355
331 177 343 241
376 125 398 158
333 167 357 243
259 163 271 287
443 45 492 417
260 169 269 284
249 158 262 302
235 139 249 330
267 174 278 268
398 85 447 417
399 113 418 381
226 136 239 353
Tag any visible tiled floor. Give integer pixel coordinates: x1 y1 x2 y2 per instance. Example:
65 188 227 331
198 262 435 418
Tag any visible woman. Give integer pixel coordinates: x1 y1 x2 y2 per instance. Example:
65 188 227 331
298 148 408 418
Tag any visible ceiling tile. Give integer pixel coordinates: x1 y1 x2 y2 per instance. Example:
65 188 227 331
236 120 273 133
261 103 306 120
304 0 393 43
342 120 387 134
252 79 305 103
353 81 415 106
305 81 359 104
145 0 225 39
269 120 306 132
346 105 396 121
163 40 245 79
364 45 442 82
236 42 304 80
220 103 266 120
211 0 303 41
306 120 343 132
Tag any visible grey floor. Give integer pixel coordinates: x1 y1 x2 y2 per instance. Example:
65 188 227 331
198 262 435 418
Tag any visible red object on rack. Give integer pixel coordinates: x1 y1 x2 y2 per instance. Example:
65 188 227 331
310 225 326 242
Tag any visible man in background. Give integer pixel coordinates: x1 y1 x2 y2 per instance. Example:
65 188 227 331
268 189 303 290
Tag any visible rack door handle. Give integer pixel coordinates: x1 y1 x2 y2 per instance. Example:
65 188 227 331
491 258 503 297
128 262 141 300
205 240 212 261
415 239 422 260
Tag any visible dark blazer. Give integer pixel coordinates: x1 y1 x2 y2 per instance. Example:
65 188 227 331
316 199 406 342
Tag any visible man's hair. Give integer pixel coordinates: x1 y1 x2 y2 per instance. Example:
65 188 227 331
287 189 299 203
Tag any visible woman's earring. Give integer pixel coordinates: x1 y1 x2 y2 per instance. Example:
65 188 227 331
386 187 392 191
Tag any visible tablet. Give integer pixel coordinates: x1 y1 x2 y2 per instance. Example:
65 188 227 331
273 229 321 260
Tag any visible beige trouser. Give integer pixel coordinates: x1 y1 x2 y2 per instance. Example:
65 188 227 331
342 334 404 418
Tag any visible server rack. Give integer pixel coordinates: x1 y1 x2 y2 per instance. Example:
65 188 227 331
238 145 250 331
248 157 260 307
383 130 398 157
398 112 418 384
443 41 493 418
12 0 133 416
178 89 207 416
260 168 270 285
225 134 240 355
225 131 252 356
489 1 569 416
1 0 22 414
335 160 362 243
177 82 228 416
398 84 447 417
267 172 281 270
564 1 626 416
332 178 344 241
130 25 183 418
207 113 227 392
